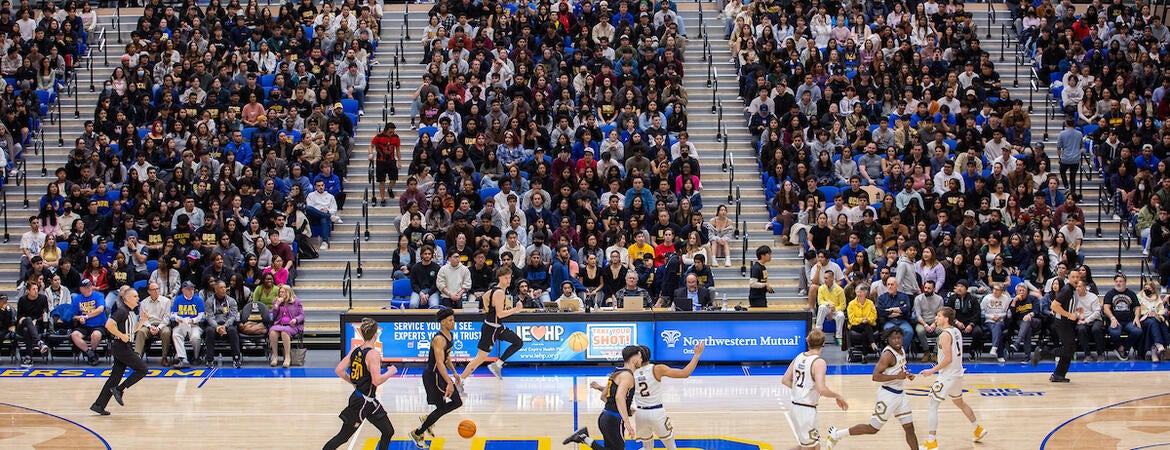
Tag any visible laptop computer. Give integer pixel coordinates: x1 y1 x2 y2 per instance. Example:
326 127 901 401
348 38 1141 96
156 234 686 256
558 298 582 312
621 296 644 311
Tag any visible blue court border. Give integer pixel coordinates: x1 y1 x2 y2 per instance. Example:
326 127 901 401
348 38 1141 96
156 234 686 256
0 402 112 449
1039 392 1170 450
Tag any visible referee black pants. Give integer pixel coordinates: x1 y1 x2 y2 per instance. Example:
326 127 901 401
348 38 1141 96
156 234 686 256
93 341 148 409
591 412 626 450
1054 319 1076 378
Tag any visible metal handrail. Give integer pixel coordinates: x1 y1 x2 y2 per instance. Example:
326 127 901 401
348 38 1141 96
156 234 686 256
395 42 403 84
403 2 411 40
342 262 353 310
362 187 371 241
739 226 748 276
987 0 995 39
1096 182 1105 238
114 4 122 44
710 68 718 114
15 158 27 208
716 101 723 143
733 186 741 239
727 153 735 203
352 223 364 278
1 184 8 243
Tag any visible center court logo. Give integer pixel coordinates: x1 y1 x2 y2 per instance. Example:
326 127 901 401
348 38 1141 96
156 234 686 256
661 329 682 348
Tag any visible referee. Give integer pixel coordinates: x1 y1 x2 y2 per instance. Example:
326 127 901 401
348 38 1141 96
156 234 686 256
1048 270 1081 383
91 286 150 415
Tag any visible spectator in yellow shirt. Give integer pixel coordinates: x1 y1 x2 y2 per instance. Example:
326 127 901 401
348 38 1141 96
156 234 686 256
626 231 655 263
848 284 879 353
816 270 846 344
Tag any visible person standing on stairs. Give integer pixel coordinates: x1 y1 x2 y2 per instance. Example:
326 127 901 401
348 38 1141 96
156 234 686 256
370 123 401 205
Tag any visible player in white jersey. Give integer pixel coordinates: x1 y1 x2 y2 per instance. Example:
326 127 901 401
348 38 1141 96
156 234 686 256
825 327 920 449
624 342 704 450
782 329 849 450
918 306 987 449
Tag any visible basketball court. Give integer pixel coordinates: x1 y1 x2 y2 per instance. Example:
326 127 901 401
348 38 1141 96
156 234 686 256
1 363 1168 449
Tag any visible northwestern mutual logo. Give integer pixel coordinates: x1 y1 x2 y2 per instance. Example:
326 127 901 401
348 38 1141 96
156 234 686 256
661 329 682 348
681 334 803 347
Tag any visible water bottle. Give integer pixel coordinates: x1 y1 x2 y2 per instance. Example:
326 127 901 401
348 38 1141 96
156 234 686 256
721 293 728 311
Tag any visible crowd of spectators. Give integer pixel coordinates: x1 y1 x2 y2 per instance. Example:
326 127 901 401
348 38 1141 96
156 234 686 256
1 0 381 369
723 0 1169 363
392 0 735 313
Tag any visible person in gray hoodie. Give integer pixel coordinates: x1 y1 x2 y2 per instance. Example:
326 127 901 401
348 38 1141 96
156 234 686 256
981 283 1012 362
895 245 921 296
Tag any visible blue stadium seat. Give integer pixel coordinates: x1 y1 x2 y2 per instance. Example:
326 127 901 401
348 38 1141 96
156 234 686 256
418 126 438 138
1009 275 1024 292
242 127 256 141
345 113 360 129
137 128 149 141
390 278 412 309
433 239 446 255
146 260 158 274
479 187 500 202
818 186 839 203
340 99 360 115
259 74 276 87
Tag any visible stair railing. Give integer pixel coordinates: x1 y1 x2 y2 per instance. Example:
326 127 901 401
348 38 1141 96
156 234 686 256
114 4 122 44
710 67 718 114
739 222 748 277
342 262 353 310
362 186 371 242
733 186 741 239
1 182 9 243
727 153 735 204
353 223 364 278
15 158 27 209
716 100 723 143
1096 181 1105 238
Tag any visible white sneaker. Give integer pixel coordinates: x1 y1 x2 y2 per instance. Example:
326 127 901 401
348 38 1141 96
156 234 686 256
826 426 840 450
989 347 997 360
319 242 329 250
487 361 503 379
331 216 343 224
358 110 365 116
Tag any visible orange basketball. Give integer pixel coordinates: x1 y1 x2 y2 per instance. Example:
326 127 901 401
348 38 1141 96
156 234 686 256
457 420 476 438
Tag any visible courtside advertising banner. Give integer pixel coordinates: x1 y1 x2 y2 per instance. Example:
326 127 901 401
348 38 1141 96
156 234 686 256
344 317 809 363
344 320 655 362
653 320 808 362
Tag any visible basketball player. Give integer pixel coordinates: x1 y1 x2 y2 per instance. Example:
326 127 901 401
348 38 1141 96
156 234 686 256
324 318 398 450
563 345 642 449
90 286 149 416
782 329 849 450
917 307 987 449
409 308 464 449
460 267 523 380
630 342 705 450
826 328 920 449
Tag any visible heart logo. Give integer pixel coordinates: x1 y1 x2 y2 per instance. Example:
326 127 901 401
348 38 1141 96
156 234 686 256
530 326 547 340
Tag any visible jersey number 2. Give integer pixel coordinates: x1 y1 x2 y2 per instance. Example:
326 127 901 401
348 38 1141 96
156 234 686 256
638 381 650 397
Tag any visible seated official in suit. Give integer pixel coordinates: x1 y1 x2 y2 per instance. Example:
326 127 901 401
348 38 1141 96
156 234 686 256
671 274 714 311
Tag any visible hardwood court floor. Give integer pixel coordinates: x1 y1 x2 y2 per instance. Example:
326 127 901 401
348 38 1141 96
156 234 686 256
0 367 1168 449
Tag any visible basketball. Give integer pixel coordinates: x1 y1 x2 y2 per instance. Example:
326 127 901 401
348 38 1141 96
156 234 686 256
458 420 477 438
567 331 589 352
